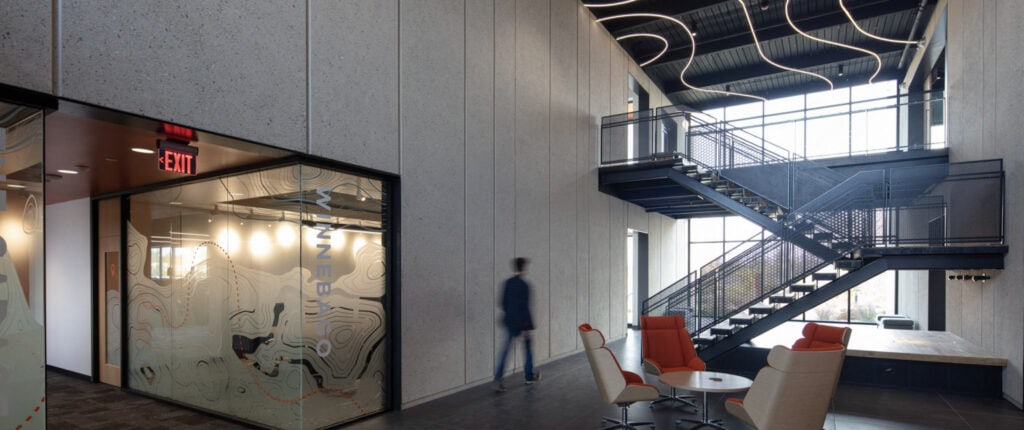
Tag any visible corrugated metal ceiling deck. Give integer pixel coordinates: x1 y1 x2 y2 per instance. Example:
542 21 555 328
590 0 936 109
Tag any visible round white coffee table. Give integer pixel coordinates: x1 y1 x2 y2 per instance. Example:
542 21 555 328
659 370 752 429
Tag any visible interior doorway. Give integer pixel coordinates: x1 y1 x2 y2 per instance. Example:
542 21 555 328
95 197 121 386
627 229 649 329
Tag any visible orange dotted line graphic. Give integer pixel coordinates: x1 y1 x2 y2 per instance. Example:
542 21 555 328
14 396 45 430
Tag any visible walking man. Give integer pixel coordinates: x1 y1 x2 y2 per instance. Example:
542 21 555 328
494 257 541 391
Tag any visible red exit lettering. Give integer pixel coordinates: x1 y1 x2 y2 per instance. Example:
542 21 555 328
157 141 199 176
161 150 194 175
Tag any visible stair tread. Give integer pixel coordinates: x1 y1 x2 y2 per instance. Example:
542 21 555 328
790 284 815 293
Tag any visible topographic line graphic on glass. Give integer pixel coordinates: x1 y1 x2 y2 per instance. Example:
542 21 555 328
0 236 45 429
126 218 386 429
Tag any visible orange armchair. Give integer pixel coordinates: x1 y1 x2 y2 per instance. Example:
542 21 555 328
791 322 851 349
579 324 660 429
640 315 704 408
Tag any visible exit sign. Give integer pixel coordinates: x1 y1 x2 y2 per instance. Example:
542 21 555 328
158 140 199 176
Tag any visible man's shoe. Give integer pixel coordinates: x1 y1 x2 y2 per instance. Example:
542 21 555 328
525 371 542 384
492 381 506 392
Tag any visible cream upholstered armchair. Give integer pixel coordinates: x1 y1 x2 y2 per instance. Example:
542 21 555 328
724 344 845 430
579 324 659 429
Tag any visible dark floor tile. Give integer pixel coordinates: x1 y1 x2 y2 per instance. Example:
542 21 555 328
942 393 1024 419
42 330 1024 430
958 410 1024 429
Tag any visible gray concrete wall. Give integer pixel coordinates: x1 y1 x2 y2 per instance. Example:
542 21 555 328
897 270 929 330
0 0 51 93
0 1 685 407
946 0 1024 407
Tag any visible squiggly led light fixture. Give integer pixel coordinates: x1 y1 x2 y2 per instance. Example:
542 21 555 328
785 0 881 83
840 0 920 45
737 0 833 90
616 33 669 67
597 13 767 102
582 0 638 8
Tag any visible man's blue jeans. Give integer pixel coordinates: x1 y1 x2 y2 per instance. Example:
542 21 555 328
494 328 534 382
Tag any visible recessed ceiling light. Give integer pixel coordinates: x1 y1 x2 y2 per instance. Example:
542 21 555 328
57 169 80 175
105 157 119 162
131 147 155 154
8 184 25 189
169 201 183 205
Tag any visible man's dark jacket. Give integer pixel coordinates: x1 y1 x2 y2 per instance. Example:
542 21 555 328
501 275 533 332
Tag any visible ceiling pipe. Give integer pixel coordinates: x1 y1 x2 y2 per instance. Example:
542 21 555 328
900 0 947 90
897 0 931 69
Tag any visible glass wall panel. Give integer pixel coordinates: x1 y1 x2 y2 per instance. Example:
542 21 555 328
725 101 764 139
849 271 896 322
764 94 804 156
127 163 388 429
689 217 723 242
0 103 45 429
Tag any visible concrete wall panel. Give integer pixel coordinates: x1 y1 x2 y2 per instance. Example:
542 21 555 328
608 199 626 339
464 0 496 384
627 203 649 233
587 20 611 333
61 0 306 152
946 0 1024 406
399 0 466 401
310 0 399 173
492 0 517 375
515 0 551 361
548 0 579 357
0 0 51 93
574 4 592 347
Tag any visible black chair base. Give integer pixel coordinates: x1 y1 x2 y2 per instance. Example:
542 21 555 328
650 387 699 409
601 404 654 429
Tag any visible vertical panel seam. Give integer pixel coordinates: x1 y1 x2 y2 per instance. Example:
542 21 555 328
53 0 62 95
546 0 552 359
491 0 498 380
397 0 403 174
306 0 312 154
463 0 469 385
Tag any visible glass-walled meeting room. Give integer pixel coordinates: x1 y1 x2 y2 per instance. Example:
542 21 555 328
0 101 45 429
121 162 391 429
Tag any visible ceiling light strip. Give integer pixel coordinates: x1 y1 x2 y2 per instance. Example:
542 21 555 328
596 13 767 102
582 0 638 8
615 33 669 67
737 0 833 91
840 0 920 45
785 0 881 84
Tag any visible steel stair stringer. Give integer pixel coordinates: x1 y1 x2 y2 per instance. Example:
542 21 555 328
661 167 839 261
696 246 1008 361
698 258 889 360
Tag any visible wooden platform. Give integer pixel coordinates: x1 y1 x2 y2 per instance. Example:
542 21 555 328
749 321 1008 367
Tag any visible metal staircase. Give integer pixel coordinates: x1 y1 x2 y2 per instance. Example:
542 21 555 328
600 106 1006 361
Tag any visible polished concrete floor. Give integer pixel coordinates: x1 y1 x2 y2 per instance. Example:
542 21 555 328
47 329 1024 429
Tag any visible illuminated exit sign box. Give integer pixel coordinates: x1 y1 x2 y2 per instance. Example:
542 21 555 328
158 140 199 176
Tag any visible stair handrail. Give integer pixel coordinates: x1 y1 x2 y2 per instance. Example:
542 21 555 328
663 109 848 210
649 170 889 336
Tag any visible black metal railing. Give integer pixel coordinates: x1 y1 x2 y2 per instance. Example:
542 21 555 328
641 160 1004 336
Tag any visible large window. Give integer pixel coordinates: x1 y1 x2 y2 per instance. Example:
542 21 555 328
687 214 900 325
709 80 915 160
803 272 896 323
688 216 763 275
